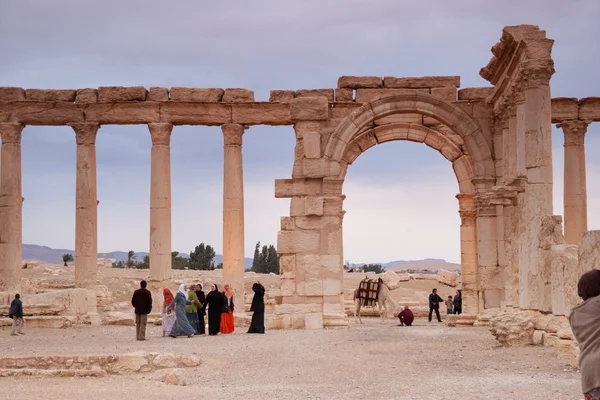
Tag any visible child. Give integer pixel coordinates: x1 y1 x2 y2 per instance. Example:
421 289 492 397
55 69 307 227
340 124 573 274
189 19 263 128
445 295 453 315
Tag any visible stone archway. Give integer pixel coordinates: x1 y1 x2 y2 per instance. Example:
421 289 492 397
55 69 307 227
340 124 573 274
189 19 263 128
276 92 497 329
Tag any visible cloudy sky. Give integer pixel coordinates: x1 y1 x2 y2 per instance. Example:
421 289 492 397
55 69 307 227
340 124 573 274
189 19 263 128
0 0 599 264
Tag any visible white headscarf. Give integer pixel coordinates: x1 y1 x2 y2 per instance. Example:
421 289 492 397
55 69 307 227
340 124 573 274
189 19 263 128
178 284 188 300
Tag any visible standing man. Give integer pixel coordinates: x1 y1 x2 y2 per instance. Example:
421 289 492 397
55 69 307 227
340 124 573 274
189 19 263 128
9 294 24 336
428 288 443 322
131 280 152 341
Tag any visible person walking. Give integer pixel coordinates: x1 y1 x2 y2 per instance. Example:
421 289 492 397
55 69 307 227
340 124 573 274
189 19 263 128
195 284 207 335
398 305 414 326
161 288 176 337
220 284 235 334
428 288 443 322
445 295 454 315
9 294 24 336
131 280 152 340
248 282 265 334
453 289 462 315
206 284 223 335
166 284 196 338
569 269 600 400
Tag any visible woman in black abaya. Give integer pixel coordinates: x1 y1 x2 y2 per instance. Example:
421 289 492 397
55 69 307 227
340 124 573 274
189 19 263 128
247 281 265 334
205 284 223 335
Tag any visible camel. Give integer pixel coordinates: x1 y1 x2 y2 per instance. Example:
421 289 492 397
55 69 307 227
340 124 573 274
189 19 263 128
353 278 397 324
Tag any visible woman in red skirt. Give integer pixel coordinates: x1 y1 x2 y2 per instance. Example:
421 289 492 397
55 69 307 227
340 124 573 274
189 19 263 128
220 284 235 334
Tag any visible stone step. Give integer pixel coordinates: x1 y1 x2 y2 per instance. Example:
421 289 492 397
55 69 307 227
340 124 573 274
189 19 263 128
0 368 107 377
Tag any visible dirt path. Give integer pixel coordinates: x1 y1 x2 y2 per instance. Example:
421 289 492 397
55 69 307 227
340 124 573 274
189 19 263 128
0 319 582 400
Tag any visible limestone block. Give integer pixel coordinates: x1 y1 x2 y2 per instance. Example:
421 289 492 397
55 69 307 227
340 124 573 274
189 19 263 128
4 102 84 124
578 230 600 272
160 371 183 385
23 316 74 328
555 339 580 367
152 353 178 368
323 279 342 295
294 216 340 231
335 88 353 102
290 96 329 121
147 87 169 101
550 244 579 315
231 103 292 125
295 89 334 102
103 311 135 326
445 314 459 327
111 352 150 373
322 179 344 196
304 313 323 329
98 86 147 102
280 278 295 296
532 330 544 345
557 327 575 340
355 88 428 103
75 89 98 103
578 97 600 121
383 76 460 88
222 88 254 103
0 303 63 316
277 230 320 254
269 90 294 102
159 103 230 125
274 179 322 198
489 311 535 346
280 217 295 231
550 97 579 123
305 196 324 216
25 89 76 102
337 76 383 88
82 102 159 124
290 197 305 217
437 269 460 287
543 333 559 348
546 315 570 333
457 87 494 101
431 86 457 101
169 87 224 102
379 270 401 289
279 255 296 278
0 87 25 102
303 131 321 158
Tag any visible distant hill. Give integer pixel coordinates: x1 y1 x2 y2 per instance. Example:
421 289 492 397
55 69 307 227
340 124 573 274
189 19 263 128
348 258 460 272
23 244 253 269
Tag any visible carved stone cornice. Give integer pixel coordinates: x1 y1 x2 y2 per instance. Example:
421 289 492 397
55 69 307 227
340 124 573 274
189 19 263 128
222 123 246 146
514 59 555 90
0 123 23 144
558 120 589 146
69 123 99 146
148 123 173 146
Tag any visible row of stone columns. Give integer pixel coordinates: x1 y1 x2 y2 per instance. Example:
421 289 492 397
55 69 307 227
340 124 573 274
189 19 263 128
0 122 247 303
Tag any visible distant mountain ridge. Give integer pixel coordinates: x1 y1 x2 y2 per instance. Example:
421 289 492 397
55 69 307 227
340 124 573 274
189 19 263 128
23 244 459 271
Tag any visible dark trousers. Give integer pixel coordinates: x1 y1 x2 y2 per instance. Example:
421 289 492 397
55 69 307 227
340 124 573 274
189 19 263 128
428 307 441 322
135 313 148 340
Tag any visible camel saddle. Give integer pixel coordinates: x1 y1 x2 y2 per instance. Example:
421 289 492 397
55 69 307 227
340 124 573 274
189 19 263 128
357 278 382 307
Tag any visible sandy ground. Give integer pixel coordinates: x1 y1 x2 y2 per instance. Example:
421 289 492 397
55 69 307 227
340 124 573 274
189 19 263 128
0 319 582 400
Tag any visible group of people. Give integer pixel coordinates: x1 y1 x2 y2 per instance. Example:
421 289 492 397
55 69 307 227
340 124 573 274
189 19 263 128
428 288 461 322
130 280 266 340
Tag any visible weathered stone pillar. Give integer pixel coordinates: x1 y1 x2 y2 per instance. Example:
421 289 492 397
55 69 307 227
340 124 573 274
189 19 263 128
148 123 173 292
558 120 589 245
222 123 246 305
0 123 24 292
456 193 479 317
69 123 100 288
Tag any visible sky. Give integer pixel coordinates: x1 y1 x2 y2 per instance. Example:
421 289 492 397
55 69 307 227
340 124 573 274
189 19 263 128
0 0 599 264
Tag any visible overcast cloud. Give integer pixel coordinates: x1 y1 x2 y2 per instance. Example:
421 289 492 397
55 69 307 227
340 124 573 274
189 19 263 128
0 0 599 264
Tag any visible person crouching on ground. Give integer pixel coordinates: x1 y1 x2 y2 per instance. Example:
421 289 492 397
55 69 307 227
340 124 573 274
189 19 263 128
9 293 24 336
398 305 414 326
131 280 152 340
569 269 600 400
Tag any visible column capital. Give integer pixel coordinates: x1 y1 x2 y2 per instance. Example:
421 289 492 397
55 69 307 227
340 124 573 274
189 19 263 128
459 209 477 225
515 59 555 90
0 123 24 144
69 123 99 145
558 120 589 146
148 123 173 146
222 123 246 146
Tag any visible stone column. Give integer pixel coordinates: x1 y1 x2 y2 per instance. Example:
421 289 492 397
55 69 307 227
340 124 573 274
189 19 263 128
456 193 479 318
0 123 24 292
69 123 100 288
222 123 246 305
148 124 173 293
558 120 589 245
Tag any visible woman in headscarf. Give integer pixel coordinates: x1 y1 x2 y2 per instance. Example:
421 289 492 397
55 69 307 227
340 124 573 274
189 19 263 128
205 284 223 335
195 283 207 335
161 288 176 337
569 269 600 400
247 281 265 334
220 283 235 334
186 284 202 334
166 284 196 338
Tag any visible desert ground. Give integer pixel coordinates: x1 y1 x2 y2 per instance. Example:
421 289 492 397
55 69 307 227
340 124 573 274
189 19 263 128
0 320 582 400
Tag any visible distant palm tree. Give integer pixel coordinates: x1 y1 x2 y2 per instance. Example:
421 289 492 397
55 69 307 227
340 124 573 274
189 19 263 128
127 250 136 268
62 253 73 267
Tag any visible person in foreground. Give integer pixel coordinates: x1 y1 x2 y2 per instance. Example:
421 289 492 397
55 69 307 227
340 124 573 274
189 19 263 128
162 288 176 337
569 269 600 400
9 293 24 336
248 281 265 334
206 284 223 335
167 284 196 338
131 280 152 340
398 305 414 326
220 284 235 334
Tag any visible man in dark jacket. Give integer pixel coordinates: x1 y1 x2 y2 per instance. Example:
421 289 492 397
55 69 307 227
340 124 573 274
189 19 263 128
428 288 443 322
131 280 152 340
9 294 24 336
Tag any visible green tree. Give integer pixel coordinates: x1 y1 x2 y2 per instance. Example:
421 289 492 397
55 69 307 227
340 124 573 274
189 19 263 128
171 251 189 269
189 243 216 270
362 263 383 274
251 241 261 271
251 242 279 274
135 255 150 269
62 253 74 267
267 245 280 274
126 250 136 268
112 261 124 268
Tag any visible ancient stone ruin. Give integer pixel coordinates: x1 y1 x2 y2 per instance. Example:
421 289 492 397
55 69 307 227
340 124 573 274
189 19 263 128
0 24 598 365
